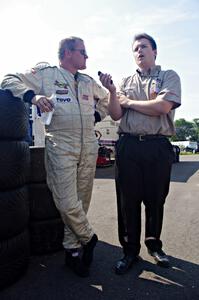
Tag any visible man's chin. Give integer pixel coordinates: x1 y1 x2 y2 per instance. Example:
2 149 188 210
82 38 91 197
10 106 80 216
79 65 86 70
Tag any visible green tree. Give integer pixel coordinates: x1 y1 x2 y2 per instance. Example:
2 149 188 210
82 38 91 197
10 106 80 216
192 118 199 141
171 118 199 141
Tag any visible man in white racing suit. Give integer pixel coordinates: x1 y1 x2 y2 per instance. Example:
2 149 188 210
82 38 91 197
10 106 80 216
1 36 108 277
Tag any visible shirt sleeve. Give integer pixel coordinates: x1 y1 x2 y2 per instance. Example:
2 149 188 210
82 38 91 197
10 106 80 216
92 79 109 121
117 77 128 96
116 77 130 115
159 70 181 109
1 67 44 100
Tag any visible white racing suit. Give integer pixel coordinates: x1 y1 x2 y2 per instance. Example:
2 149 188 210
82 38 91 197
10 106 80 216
2 65 108 249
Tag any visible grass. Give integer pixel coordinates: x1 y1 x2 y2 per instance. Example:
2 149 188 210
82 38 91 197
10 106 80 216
180 152 199 155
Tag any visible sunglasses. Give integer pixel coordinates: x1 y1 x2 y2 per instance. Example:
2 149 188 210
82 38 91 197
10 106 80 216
72 49 88 57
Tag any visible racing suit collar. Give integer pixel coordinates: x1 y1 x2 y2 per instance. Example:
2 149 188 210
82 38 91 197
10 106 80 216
59 66 88 82
59 67 76 80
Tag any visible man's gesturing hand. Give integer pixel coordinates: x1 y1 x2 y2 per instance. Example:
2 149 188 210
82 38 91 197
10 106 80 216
32 95 54 112
98 71 116 93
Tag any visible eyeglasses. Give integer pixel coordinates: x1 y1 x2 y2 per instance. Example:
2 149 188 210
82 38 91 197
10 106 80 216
72 49 88 57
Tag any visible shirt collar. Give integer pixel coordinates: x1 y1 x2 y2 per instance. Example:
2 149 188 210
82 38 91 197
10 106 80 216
136 65 161 77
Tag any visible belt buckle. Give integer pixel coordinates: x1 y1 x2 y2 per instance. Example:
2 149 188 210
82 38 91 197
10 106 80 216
139 135 145 141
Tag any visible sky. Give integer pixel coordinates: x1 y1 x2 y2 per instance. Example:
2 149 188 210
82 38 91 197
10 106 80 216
0 0 199 121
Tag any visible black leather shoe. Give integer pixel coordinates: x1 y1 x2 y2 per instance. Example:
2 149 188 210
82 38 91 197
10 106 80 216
82 234 98 267
115 255 138 275
148 249 170 268
65 251 89 277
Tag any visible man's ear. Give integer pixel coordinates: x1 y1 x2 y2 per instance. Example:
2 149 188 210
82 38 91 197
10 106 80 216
64 49 72 58
154 49 157 60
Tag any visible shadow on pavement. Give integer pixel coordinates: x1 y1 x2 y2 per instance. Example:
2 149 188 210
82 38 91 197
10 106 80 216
95 165 115 180
95 160 199 183
171 161 199 182
1 241 198 300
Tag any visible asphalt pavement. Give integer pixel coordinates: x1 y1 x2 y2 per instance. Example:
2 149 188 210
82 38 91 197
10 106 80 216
1 155 199 300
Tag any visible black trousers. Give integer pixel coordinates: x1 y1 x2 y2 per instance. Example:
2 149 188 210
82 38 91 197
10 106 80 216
115 135 174 256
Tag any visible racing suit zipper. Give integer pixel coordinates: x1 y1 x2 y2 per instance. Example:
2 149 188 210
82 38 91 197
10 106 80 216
74 77 84 160
59 69 84 160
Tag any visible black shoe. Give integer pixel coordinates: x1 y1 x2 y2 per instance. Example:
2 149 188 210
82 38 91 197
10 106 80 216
115 255 139 275
65 251 89 277
82 234 98 267
148 249 170 268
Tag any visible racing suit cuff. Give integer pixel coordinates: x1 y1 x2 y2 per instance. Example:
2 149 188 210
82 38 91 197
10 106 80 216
23 90 36 104
94 111 101 123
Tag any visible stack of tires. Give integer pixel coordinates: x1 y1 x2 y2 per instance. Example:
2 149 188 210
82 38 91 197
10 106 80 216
0 90 30 290
28 146 64 255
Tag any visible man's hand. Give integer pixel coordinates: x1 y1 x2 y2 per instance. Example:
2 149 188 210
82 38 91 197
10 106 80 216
32 95 54 113
98 71 123 120
98 73 116 93
118 95 131 108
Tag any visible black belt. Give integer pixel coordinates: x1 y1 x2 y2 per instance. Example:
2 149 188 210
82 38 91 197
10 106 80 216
119 133 167 141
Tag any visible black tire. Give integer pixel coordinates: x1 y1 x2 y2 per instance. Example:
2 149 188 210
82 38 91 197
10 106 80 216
29 183 60 221
30 218 64 255
29 146 46 183
0 230 30 290
0 141 30 190
0 89 29 140
0 186 29 240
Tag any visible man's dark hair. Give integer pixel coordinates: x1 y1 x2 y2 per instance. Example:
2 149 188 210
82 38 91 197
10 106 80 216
58 36 83 60
133 33 157 50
